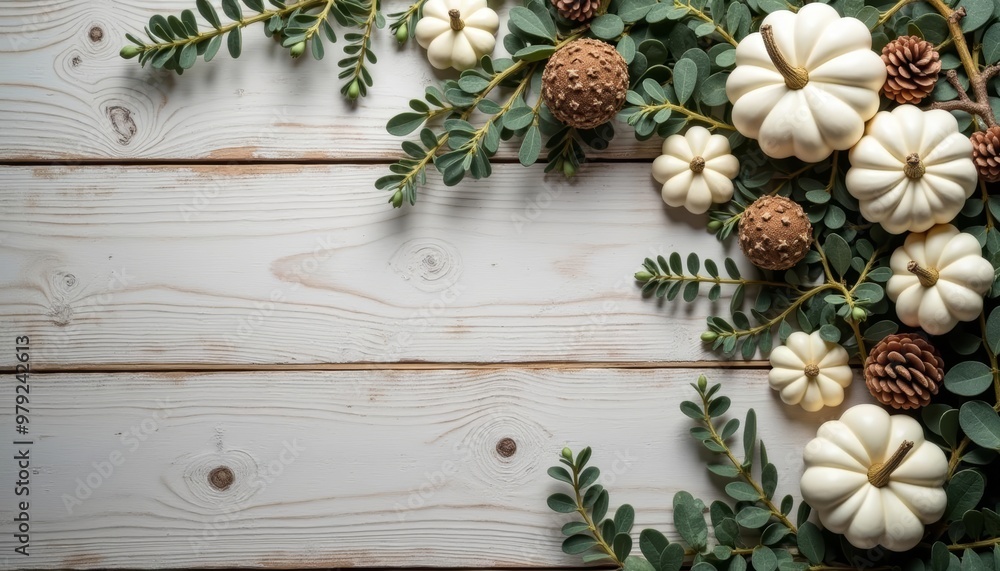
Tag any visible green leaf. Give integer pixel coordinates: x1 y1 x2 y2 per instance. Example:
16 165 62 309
614 532 633 561
579 466 600 488
960 401 1000 449
178 42 197 69
753 546 778 571
639 528 668 563
548 493 578 513
673 491 708 550
984 24 1000 63
593 489 609 522
946 470 986 520
823 234 851 277
735 506 771 528
519 125 542 166
615 504 635 534
660 542 686 571
227 27 242 58
725 482 760 501
387 113 427 136
725 258 740 279
818 324 840 343
513 44 556 62
945 361 994 397
591 14 625 39
509 7 555 41
797 521 825 564
761 462 777 499
986 307 1000 355
672 58 698 105
956 0 993 31
743 408 756 465
698 72 729 106
204 34 223 62
563 534 598 554
562 521 590 535
761 523 790 545
624 556 656 571
197 0 222 28
222 0 242 21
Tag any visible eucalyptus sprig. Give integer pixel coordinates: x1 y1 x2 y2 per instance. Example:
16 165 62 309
549 378 1000 571
120 0 379 98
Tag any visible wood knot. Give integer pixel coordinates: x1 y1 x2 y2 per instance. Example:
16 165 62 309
106 105 137 146
496 437 517 458
89 26 104 43
208 466 235 490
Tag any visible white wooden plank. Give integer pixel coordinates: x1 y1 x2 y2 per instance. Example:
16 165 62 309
0 0 660 161
0 367 870 569
0 164 756 367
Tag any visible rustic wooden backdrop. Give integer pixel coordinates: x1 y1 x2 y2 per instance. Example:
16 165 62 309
0 1 868 568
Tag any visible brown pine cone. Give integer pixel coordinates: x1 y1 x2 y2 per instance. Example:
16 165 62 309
864 333 944 410
881 36 942 104
971 126 1000 183
550 0 599 22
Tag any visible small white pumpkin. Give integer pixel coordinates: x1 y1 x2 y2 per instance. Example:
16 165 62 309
801 404 948 551
846 105 978 235
725 3 886 163
414 0 499 71
768 331 853 412
887 224 994 335
651 126 740 214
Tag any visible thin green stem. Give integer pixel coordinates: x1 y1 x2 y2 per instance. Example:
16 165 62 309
136 0 330 53
571 463 622 567
700 392 798 535
392 0 428 30
947 437 971 480
345 0 380 85
641 101 736 131
979 312 1000 404
873 0 915 28
720 284 839 340
645 274 797 290
946 537 1000 551
675 0 738 46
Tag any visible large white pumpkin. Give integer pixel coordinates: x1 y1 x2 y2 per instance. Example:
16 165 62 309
415 0 499 71
801 404 948 551
846 105 978 234
725 3 886 162
886 224 994 335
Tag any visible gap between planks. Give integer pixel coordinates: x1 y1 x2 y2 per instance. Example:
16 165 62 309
0 157 640 167
30 359 772 374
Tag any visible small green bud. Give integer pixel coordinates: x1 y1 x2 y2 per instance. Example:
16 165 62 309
395 23 408 43
563 160 577 178
391 190 403 208
634 270 653 282
120 45 141 59
852 307 867 322
561 447 573 461
347 80 361 100
706 220 723 232
290 41 306 58
700 331 718 342
697 374 708 391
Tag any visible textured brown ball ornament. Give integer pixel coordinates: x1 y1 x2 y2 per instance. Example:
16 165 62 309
737 196 813 271
864 333 944 410
542 38 628 130
971 126 1000 183
550 0 599 22
880 35 941 104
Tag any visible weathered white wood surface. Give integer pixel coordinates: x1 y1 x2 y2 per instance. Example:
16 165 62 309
0 164 755 368
0 0 661 161
0 368 869 569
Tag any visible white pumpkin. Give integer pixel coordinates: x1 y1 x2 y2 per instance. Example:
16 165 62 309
651 126 740 214
414 0 499 71
768 331 853 412
725 3 886 163
801 404 948 551
846 105 978 234
887 224 994 335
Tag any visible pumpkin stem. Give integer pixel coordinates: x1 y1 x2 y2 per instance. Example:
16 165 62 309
448 9 465 31
689 156 706 173
867 440 914 488
803 363 820 378
907 260 940 287
903 153 926 179
760 24 809 90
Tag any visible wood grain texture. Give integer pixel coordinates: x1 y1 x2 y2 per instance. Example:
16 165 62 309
0 0 661 162
0 367 870 569
0 163 756 368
